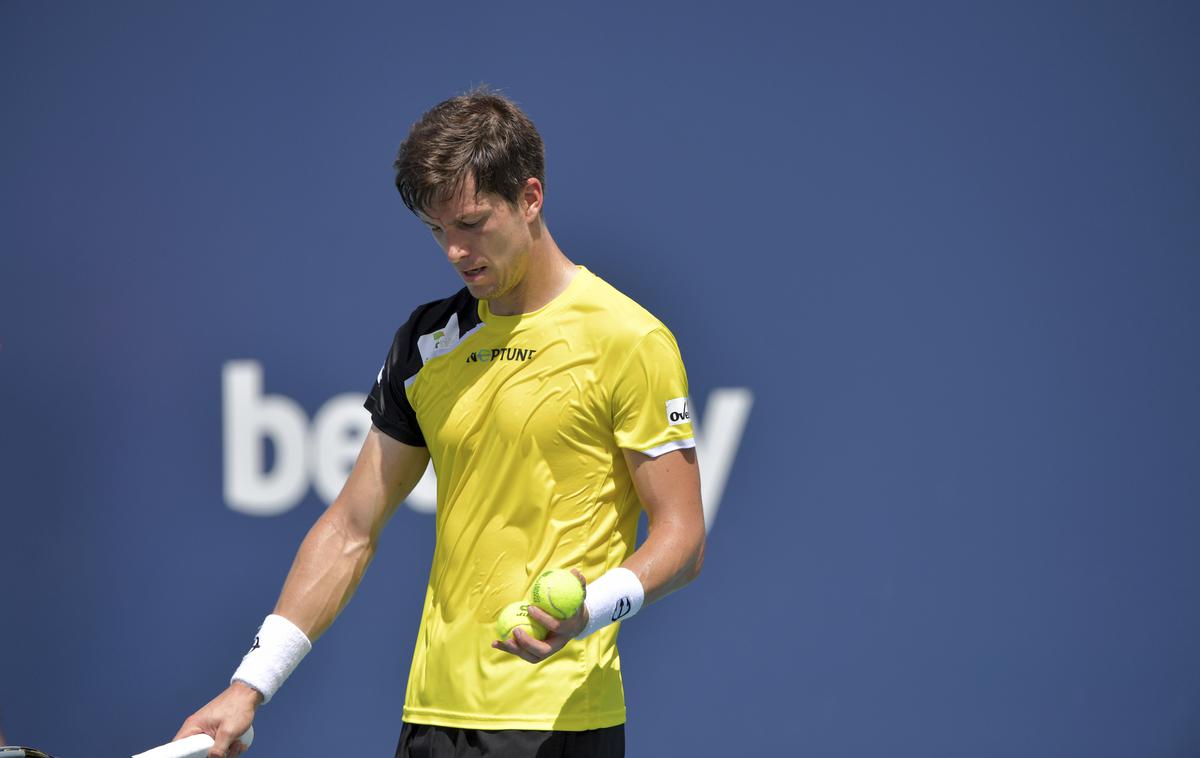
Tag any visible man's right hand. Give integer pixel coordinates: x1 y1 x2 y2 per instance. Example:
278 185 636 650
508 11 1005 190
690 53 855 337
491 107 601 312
173 681 262 758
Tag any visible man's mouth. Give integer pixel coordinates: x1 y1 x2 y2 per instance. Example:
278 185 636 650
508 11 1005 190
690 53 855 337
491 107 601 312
461 265 486 279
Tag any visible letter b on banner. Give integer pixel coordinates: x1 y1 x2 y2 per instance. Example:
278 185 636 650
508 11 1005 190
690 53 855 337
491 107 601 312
223 361 308 514
223 361 369 515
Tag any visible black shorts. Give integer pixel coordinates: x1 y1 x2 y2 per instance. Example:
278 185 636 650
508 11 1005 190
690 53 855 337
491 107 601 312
395 721 625 758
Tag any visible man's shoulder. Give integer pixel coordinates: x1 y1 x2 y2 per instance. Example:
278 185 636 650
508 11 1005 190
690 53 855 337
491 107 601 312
380 287 482 372
579 270 671 339
400 287 481 336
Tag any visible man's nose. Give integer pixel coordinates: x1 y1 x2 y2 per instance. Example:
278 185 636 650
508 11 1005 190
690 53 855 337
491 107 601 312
446 240 469 264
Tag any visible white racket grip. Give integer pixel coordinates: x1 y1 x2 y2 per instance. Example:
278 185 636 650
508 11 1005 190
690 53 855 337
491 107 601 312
131 726 254 758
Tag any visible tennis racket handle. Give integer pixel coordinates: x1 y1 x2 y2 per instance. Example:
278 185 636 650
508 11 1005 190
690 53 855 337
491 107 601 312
132 726 254 758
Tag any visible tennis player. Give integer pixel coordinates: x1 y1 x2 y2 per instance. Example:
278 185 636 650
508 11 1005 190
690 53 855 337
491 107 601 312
174 88 705 758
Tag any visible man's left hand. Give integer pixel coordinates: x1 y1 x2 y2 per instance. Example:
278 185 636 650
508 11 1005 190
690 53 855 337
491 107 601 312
492 569 588 664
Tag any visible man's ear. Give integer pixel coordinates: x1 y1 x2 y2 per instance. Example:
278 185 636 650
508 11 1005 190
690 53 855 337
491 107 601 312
521 177 544 222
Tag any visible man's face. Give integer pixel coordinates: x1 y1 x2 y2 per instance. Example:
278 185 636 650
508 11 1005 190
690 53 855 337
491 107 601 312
418 176 538 304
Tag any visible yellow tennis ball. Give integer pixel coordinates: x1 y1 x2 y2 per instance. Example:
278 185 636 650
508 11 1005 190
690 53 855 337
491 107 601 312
495 601 547 641
531 569 585 620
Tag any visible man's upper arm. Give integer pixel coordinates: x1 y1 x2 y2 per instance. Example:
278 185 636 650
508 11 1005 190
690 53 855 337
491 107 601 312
333 425 430 542
623 447 703 532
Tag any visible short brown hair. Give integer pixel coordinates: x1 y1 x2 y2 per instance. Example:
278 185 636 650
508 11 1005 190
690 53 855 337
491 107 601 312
393 88 545 216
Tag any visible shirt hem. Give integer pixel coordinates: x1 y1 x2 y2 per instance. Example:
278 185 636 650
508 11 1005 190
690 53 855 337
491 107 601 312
402 705 626 731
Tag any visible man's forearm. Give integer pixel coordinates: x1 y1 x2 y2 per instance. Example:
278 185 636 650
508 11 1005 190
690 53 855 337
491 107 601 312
267 430 428 640
622 518 705 606
272 507 377 640
617 447 706 607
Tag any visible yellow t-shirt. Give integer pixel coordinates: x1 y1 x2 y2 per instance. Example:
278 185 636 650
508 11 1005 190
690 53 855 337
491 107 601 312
364 267 694 730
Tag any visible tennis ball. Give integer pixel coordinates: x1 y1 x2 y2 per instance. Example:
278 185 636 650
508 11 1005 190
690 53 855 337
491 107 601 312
531 569 585 620
495 601 547 641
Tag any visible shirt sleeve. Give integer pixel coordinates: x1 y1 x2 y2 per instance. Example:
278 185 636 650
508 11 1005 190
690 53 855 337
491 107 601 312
611 326 696 457
364 321 426 447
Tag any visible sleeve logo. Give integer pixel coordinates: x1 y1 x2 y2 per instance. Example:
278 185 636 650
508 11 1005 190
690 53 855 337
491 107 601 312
665 397 690 426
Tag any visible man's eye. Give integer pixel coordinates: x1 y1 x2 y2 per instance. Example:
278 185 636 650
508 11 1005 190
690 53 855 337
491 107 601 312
460 220 480 229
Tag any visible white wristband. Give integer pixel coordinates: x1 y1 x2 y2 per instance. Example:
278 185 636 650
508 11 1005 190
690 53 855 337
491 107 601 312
231 614 312 704
578 567 645 639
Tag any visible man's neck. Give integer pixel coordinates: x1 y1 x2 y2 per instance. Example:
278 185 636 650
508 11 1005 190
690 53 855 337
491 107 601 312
488 229 575 316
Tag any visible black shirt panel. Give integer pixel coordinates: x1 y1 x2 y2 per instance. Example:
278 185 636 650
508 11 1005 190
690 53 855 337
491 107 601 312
364 287 480 447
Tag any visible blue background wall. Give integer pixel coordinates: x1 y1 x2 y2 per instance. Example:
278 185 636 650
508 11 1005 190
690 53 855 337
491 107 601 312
3 2 1199 756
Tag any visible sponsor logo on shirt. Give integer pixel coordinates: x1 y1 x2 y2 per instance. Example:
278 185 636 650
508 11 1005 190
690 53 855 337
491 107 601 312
465 347 538 364
417 313 464 364
666 397 690 426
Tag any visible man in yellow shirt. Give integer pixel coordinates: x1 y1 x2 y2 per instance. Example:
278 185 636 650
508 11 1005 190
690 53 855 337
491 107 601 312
175 89 705 758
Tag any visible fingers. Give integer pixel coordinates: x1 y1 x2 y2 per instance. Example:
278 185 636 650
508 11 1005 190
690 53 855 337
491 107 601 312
214 713 257 758
571 568 587 593
492 634 542 664
513 626 554 658
173 721 205 742
492 626 561 663
525 604 560 632
209 733 230 758
528 591 587 637
225 737 248 758
175 686 257 758
211 728 246 758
